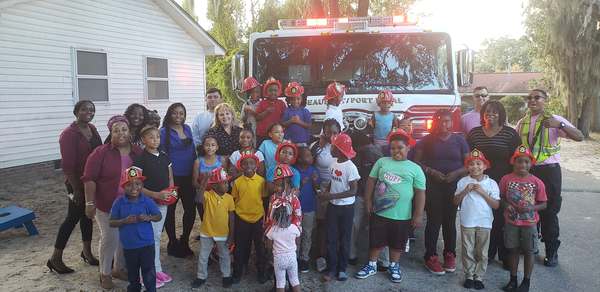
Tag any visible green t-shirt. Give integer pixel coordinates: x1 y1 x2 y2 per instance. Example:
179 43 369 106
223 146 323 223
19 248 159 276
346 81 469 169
369 157 426 220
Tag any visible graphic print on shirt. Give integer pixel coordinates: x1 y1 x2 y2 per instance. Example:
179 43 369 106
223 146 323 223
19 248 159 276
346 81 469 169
374 171 403 213
506 181 537 225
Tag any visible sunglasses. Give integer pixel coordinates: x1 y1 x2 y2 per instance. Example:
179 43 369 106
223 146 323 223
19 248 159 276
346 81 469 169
474 94 489 98
526 95 545 101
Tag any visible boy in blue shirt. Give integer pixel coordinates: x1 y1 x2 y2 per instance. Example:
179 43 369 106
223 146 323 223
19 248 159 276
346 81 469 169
282 82 311 146
110 167 162 292
295 146 320 272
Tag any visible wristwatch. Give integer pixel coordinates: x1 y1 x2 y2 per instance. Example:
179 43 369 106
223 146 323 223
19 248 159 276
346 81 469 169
559 122 566 129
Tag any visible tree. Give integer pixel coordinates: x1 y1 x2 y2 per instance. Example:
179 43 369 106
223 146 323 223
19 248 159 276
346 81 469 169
525 0 600 137
475 36 540 73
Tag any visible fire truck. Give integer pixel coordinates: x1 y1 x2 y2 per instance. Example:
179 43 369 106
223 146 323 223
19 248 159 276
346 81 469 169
232 16 473 140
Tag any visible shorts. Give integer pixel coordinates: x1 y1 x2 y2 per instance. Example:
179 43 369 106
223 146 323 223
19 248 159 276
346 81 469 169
504 224 538 254
369 214 410 250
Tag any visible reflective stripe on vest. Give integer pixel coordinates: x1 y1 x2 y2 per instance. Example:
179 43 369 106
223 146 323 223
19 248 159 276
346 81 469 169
519 112 560 163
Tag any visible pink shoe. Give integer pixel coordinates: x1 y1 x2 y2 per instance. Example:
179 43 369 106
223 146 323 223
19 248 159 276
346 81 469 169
155 278 165 289
156 271 172 283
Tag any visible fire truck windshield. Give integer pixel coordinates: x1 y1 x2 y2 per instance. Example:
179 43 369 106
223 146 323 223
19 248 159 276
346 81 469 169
252 32 453 96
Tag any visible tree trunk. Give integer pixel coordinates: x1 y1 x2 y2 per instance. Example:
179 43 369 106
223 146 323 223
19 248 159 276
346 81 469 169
310 0 325 18
328 0 339 17
357 0 369 17
592 95 600 132
579 96 593 137
567 59 578 126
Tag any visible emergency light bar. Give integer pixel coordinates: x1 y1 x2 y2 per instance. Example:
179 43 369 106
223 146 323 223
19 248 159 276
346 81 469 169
278 15 418 30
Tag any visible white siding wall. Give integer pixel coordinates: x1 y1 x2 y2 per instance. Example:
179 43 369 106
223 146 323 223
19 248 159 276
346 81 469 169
0 0 208 168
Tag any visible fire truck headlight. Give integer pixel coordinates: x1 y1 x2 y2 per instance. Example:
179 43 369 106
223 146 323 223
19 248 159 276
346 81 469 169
354 116 368 130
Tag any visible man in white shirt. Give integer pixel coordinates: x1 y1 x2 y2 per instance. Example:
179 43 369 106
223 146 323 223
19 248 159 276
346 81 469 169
192 88 223 146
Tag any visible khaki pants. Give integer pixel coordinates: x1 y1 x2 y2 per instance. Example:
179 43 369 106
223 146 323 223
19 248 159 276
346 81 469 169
461 226 491 281
95 210 125 275
197 237 231 279
299 211 315 261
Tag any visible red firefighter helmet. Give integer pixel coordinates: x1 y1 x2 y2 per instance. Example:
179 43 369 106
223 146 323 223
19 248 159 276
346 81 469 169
284 82 305 98
207 167 231 185
275 141 298 164
242 77 261 92
262 77 283 97
236 153 260 171
331 133 356 159
156 186 179 206
387 129 416 147
464 149 491 168
324 82 345 101
377 90 395 104
510 145 537 165
273 163 294 181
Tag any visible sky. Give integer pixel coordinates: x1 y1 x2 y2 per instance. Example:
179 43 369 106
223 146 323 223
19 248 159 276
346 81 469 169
187 0 527 51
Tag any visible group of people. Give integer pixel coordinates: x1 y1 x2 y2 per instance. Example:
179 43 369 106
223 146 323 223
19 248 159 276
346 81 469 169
45 76 582 292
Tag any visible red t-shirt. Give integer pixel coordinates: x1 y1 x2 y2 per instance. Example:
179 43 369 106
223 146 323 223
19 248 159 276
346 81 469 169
255 99 286 137
500 173 547 226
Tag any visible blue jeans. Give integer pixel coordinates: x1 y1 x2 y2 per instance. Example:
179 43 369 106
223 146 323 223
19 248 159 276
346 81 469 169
326 203 354 276
123 245 156 292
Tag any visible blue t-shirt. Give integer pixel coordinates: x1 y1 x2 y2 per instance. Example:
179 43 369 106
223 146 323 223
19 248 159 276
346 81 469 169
297 165 320 213
415 133 469 175
374 112 394 140
198 155 222 173
160 125 196 176
266 164 301 188
110 194 161 250
258 139 279 173
282 107 311 144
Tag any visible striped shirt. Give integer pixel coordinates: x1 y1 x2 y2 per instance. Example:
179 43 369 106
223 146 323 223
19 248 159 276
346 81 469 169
467 126 521 182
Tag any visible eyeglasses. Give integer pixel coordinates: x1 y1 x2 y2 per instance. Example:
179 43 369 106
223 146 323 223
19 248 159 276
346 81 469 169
474 94 488 98
526 95 545 101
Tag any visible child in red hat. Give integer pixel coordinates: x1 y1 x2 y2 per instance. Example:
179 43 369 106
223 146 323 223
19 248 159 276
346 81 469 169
256 77 287 144
323 82 346 132
282 82 312 146
370 90 401 147
500 146 547 292
241 77 262 134
109 167 162 292
319 133 360 281
192 167 235 289
453 149 500 289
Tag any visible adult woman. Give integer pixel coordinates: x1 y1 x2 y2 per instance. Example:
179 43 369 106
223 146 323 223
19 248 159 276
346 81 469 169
103 103 148 146
414 109 469 275
204 103 243 157
160 103 197 257
47 100 102 274
467 100 521 268
82 115 143 289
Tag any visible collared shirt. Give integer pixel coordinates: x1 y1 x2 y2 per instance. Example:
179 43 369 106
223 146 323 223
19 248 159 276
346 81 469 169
133 150 172 193
60 122 102 178
200 190 235 239
160 125 195 177
461 110 481 134
231 173 265 223
192 111 214 146
82 143 143 212
282 106 311 144
515 113 573 165
204 125 243 156
256 99 287 137
455 175 500 228
110 194 161 249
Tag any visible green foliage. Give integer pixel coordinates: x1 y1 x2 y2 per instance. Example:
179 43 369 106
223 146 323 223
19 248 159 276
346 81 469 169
499 95 526 124
475 36 540 73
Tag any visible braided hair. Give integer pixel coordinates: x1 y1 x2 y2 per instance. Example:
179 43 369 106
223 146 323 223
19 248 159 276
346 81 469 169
272 204 292 229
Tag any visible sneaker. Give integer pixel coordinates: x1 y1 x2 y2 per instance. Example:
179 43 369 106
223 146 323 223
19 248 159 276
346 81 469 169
223 276 233 288
156 272 172 283
316 257 327 273
424 255 445 275
337 271 348 281
155 279 165 289
348 258 358 266
191 278 205 288
355 264 377 279
299 260 309 273
388 264 403 283
463 279 474 288
473 280 485 290
443 251 456 272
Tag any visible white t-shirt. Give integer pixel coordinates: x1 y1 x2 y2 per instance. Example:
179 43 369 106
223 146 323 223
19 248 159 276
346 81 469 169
328 159 360 205
454 175 500 228
325 105 345 131
229 149 265 166
266 224 301 255
192 111 214 146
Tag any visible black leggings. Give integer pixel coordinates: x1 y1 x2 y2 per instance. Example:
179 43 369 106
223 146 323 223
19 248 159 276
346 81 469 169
165 175 196 243
54 197 93 250
424 180 457 259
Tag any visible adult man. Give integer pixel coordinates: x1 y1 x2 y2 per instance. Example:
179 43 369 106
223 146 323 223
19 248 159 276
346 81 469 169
516 89 583 267
461 86 490 134
192 88 223 146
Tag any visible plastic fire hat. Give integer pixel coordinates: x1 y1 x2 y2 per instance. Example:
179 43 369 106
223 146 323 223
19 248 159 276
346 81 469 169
284 82 305 98
156 186 179 206
464 149 491 168
331 133 356 159
236 152 260 171
324 82 345 101
242 76 261 92
273 164 294 181
120 166 146 188
262 77 282 97
207 167 231 184
275 141 298 164
377 90 395 104
387 129 416 147
510 145 537 165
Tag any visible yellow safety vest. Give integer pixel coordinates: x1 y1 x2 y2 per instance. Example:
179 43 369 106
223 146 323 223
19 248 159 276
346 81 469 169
519 112 560 163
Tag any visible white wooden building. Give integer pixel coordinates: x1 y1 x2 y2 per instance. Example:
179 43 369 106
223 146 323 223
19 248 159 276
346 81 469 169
0 0 225 169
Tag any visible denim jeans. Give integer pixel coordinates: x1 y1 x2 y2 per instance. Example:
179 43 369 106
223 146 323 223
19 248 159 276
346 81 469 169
123 245 156 292
326 203 354 275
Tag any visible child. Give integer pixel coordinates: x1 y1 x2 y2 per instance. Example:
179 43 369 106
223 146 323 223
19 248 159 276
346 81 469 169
191 167 235 288
265 164 302 233
370 90 400 147
133 126 175 288
192 135 226 222
266 204 302 292
259 123 285 175
453 149 500 290
355 130 424 283
109 167 162 292
323 82 346 132
282 82 311 146
266 141 302 189
256 77 287 144
231 153 269 284
500 146 547 292
229 129 265 178
240 77 262 134
319 133 360 282
295 147 320 273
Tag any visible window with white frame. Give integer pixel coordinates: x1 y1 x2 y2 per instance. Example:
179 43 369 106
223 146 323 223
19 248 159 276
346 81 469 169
75 50 108 101
146 57 169 100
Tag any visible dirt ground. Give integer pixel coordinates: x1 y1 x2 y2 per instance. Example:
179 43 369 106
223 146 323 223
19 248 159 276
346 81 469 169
1 137 598 292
